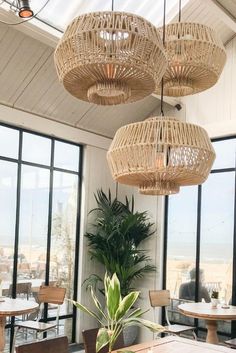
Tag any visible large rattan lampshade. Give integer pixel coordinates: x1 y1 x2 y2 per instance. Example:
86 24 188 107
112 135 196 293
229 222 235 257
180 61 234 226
107 117 215 195
155 23 226 97
54 11 167 105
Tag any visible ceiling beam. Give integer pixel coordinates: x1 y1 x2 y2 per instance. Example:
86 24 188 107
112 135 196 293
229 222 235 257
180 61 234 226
204 0 236 33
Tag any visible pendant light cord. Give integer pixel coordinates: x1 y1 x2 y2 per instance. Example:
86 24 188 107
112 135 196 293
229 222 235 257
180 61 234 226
178 0 182 22
160 0 166 117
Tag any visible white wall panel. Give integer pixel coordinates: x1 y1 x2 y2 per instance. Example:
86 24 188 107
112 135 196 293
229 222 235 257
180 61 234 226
77 145 117 339
182 37 236 137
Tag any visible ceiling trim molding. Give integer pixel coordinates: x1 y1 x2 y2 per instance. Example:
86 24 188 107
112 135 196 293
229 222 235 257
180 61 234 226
0 103 112 150
205 0 236 33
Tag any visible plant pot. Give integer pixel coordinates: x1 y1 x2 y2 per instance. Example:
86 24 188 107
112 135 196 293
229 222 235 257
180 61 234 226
123 325 139 346
211 298 218 308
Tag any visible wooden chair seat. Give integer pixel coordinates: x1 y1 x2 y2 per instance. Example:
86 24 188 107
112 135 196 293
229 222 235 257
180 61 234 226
12 286 66 353
164 324 195 334
15 336 69 353
16 320 56 332
149 290 197 340
225 338 236 348
82 328 124 353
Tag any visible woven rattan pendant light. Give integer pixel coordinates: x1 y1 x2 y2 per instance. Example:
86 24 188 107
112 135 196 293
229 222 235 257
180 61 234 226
107 0 215 196
107 117 215 195
54 0 167 106
155 0 226 97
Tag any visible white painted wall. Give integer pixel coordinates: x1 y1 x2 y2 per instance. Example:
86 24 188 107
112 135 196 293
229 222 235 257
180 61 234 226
115 184 165 342
182 36 236 138
77 145 117 340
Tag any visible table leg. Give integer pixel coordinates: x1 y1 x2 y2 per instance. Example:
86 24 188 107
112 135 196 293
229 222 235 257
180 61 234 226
0 317 6 353
206 320 218 344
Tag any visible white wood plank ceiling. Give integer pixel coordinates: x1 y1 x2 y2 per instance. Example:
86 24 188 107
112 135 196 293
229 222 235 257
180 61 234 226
0 23 163 138
217 0 236 20
176 0 235 44
0 0 236 138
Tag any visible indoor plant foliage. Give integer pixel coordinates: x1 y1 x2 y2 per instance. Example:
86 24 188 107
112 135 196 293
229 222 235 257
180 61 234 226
85 189 156 297
73 273 164 352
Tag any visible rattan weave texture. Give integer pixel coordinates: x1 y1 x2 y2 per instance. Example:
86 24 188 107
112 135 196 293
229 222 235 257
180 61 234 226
54 11 167 105
155 22 226 97
107 117 215 195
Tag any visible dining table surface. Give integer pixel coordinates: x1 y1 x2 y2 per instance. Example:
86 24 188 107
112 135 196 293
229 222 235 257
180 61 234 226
178 302 236 344
118 336 233 353
0 298 38 353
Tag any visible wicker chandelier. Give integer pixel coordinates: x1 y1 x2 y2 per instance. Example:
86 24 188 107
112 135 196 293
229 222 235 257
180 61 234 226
54 11 167 105
107 0 216 196
155 1 226 97
107 117 216 195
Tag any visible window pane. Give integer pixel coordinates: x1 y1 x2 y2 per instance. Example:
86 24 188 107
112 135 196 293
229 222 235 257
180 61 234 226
22 132 51 165
0 125 19 159
46 318 73 342
167 186 198 298
0 160 17 292
50 172 78 316
54 141 80 171
212 139 236 170
167 187 198 326
17 165 50 292
200 172 234 329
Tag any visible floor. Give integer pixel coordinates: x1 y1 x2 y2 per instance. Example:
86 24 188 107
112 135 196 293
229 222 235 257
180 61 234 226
69 344 84 353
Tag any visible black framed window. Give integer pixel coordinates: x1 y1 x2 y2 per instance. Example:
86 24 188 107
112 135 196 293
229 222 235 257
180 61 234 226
0 123 82 350
164 136 236 339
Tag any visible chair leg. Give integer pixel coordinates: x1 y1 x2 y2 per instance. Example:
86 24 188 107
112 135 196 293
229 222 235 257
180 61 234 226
11 327 19 353
192 330 197 341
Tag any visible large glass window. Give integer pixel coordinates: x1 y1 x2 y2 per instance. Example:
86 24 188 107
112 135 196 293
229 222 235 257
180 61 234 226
165 137 236 339
0 124 82 349
167 186 198 299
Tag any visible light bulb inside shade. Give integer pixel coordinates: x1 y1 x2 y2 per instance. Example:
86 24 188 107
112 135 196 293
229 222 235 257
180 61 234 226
18 0 33 18
156 152 166 169
99 30 129 41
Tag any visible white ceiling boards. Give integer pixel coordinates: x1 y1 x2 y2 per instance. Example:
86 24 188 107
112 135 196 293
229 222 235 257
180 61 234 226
0 0 236 138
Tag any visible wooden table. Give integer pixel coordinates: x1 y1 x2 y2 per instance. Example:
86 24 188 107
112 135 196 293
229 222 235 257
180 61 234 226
178 302 236 344
0 298 38 353
119 336 233 353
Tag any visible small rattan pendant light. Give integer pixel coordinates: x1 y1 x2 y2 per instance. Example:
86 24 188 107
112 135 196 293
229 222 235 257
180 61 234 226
54 0 167 106
107 0 216 196
155 0 227 97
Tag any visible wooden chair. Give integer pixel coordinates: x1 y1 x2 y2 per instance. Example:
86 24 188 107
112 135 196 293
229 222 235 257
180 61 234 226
82 328 124 353
224 338 236 348
149 290 197 340
12 286 66 352
15 336 69 353
9 283 32 300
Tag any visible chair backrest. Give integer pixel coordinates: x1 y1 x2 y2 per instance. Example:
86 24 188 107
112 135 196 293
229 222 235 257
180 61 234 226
82 328 124 353
0 263 9 272
9 282 32 298
149 290 170 308
38 286 66 305
15 336 69 353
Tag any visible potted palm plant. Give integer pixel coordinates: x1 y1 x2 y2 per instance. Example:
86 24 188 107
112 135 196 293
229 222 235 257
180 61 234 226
85 189 156 297
73 273 164 353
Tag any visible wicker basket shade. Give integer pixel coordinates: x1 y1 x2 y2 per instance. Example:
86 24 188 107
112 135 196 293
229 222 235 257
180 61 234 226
107 117 215 195
54 11 167 105
155 23 226 97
